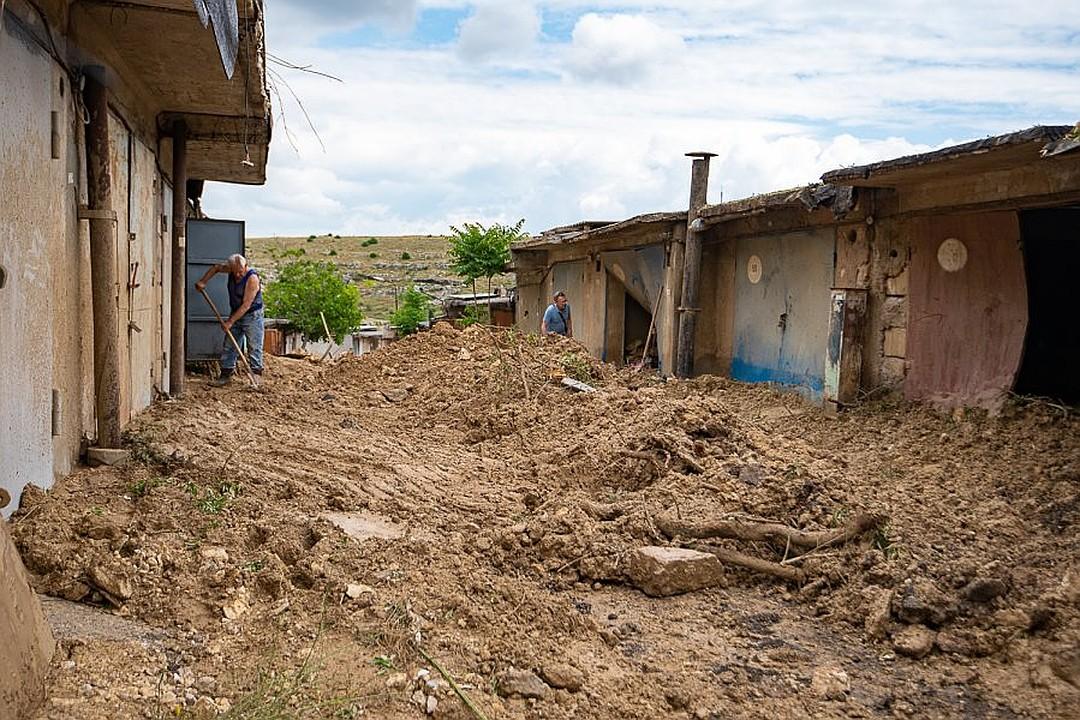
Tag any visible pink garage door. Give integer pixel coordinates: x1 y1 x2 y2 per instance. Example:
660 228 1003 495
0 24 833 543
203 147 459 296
905 212 1027 407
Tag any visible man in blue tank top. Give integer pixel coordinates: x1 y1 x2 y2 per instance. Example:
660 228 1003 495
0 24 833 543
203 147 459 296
195 254 265 386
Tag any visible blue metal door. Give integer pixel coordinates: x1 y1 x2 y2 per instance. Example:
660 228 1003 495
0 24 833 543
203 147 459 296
186 219 245 361
730 228 834 400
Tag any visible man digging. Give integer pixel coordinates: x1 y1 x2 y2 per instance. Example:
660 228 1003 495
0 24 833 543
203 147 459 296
195 254 265 387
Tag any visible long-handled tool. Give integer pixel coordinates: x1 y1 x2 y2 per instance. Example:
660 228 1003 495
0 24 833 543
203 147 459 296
639 283 665 368
198 287 259 388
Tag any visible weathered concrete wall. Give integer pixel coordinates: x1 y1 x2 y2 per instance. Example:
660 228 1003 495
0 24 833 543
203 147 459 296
0 519 55 719
695 237 736 376
1 19 66 514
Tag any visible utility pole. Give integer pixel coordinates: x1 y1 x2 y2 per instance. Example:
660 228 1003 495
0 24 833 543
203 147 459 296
675 151 716 378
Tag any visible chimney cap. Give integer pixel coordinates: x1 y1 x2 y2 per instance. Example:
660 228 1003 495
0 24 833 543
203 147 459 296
685 151 718 159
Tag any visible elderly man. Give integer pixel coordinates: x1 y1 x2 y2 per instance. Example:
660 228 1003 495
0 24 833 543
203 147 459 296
195 254 264 386
541 290 572 337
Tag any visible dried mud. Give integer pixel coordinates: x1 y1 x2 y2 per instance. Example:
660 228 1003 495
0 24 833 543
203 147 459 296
10 323 1080 719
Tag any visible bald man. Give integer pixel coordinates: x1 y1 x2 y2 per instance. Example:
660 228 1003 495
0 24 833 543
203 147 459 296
195 254 264 386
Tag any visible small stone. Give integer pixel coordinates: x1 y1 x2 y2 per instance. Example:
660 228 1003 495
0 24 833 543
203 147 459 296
344 583 376 605
426 694 438 714
87 562 133 601
591 581 602 591
664 688 690 709
382 388 409 403
160 690 178 705
411 690 426 707
196 676 217 693
893 578 954 626
385 672 408 690
626 546 724 597
863 586 893 640
80 683 96 698
540 662 585 692
811 664 850 701
935 630 974 656
497 668 550 699
192 697 217 716
962 577 1007 604
87 447 130 467
221 589 251 620
198 546 229 563
61 660 76 671
893 625 936 658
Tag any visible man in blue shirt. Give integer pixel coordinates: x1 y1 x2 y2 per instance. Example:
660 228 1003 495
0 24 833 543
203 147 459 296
195 254 265 386
541 290 572 337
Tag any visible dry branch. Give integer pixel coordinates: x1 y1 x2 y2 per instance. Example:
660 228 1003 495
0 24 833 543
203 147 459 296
657 512 883 551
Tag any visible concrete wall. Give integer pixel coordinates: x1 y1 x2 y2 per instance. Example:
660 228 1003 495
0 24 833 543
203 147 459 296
696 238 736 375
1 8 174 517
0 520 55 719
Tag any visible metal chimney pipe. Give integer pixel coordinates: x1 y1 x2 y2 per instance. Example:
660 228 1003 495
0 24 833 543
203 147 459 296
675 151 716 378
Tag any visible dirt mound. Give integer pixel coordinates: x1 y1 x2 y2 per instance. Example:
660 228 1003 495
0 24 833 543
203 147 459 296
9 324 1080 719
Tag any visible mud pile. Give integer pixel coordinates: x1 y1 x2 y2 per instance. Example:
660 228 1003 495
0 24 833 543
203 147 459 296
10 322 1080 719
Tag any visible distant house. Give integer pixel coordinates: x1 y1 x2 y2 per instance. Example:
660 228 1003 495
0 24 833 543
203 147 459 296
1 0 271 516
512 125 1080 410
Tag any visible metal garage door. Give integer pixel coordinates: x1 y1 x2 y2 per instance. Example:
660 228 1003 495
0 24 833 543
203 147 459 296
186 219 245 361
730 228 835 400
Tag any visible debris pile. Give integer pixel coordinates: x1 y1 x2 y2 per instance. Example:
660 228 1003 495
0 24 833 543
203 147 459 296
10 322 1080 719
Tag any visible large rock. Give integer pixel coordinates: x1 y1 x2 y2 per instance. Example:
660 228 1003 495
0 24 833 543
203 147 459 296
893 578 954 626
86 562 133 603
540 662 585 692
497 668 550 699
893 625 936 659
626 546 724 597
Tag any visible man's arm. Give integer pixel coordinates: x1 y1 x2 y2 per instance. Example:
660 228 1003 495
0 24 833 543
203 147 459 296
223 274 260 330
541 318 550 335
194 263 227 292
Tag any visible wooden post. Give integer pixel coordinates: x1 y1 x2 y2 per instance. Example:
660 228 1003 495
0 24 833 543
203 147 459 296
84 73 122 448
169 120 188 395
675 152 716 378
660 223 685 375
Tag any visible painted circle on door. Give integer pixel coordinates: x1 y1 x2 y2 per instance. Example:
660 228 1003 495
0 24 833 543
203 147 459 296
747 255 763 284
937 238 968 272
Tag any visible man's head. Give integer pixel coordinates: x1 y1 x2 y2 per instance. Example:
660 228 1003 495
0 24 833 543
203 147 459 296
553 291 567 310
227 254 248 278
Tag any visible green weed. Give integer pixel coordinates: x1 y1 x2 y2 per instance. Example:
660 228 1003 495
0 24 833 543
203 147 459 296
197 481 241 514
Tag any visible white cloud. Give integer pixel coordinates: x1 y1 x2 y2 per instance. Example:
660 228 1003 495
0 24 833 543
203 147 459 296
457 1 541 61
205 2 1080 237
566 13 685 84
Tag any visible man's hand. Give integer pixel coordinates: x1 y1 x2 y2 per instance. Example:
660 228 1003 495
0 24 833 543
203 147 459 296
195 280 207 292
222 319 234 332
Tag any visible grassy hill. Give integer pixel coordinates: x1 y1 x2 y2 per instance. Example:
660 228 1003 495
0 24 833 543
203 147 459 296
247 234 512 322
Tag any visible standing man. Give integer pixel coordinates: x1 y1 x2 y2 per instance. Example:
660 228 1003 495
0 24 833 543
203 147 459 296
542 290 573 338
195 254 264 386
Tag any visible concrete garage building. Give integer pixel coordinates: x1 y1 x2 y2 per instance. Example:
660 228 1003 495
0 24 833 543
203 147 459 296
0 2 269 715
513 125 1080 410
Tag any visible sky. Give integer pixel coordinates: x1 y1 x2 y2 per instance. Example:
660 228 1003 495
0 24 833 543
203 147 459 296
205 1 1080 237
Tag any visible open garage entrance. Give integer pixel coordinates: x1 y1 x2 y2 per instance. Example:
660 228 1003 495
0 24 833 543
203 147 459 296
1014 207 1080 404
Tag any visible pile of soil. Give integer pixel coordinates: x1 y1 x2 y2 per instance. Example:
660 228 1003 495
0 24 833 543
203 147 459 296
10 323 1080 719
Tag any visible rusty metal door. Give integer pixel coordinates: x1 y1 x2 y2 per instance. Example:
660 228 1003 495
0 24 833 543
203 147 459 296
730 228 835 400
905 212 1027 407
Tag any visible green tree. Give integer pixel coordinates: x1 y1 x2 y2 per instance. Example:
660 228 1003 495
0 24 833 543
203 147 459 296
447 219 525 320
263 260 362 343
390 286 430 336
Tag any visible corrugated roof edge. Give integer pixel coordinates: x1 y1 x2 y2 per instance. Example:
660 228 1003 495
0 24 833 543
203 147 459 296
821 124 1073 184
513 211 686 250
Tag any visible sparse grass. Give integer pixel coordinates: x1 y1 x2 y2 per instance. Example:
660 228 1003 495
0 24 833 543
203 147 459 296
872 522 901 560
371 655 395 674
128 476 166 498
400 251 411 260
196 480 242 514
560 352 595 383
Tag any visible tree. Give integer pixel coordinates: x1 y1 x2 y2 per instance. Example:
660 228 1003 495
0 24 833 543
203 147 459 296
390 286 430 336
447 219 525 320
263 259 363 343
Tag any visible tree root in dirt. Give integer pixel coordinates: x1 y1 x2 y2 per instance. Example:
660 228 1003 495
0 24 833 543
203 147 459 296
690 544 806 583
656 512 884 552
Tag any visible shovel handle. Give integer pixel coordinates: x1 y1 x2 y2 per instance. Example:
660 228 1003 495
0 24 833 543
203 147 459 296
198 287 258 387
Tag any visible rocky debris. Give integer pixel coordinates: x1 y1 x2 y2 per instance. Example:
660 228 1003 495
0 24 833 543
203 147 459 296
385 672 408 690
893 625 936 659
811 664 850 701
426 694 438 714
893 578 954 626
344 582 376 606
381 387 409 402
625 546 724 597
198 546 229 563
81 514 126 541
497 668 550 699
540 662 585 692
86 562 133 603
221 588 251 620
863 586 893 640
962 577 1007 604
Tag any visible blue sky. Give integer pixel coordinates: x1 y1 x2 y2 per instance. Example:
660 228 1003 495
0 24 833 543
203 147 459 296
206 1 1080 237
